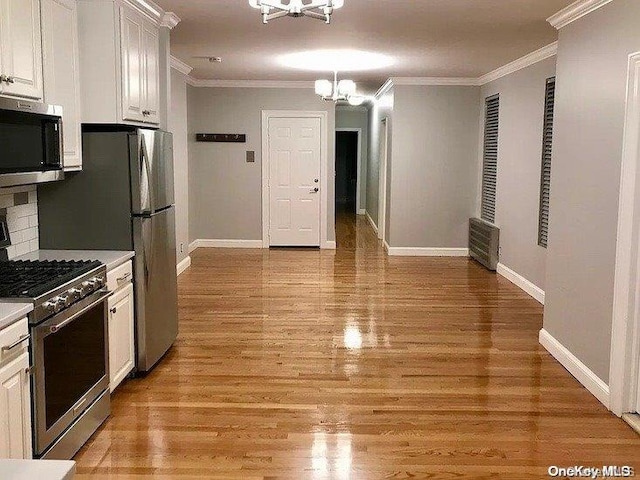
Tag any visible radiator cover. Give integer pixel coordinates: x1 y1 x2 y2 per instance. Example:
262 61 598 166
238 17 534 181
469 218 500 271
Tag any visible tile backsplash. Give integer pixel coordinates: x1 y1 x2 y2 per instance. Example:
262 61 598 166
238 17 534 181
0 185 39 259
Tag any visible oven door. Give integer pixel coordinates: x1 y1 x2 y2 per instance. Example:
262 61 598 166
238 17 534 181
31 290 110 456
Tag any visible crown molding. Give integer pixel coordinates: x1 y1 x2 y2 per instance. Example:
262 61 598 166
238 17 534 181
186 78 315 88
183 42 558 94
391 77 480 87
547 0 613 29
123 0 164 24
170 56 193 76
375 78 395 98
161 11 181 29
478 42 558 85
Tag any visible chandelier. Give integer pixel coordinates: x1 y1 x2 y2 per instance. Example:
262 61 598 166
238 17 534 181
248 0 344 24
315 72 365 106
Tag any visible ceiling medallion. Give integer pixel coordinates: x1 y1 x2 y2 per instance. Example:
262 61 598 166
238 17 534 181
248 0 344 24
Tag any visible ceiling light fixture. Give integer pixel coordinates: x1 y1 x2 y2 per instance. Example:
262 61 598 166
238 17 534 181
315 71 365 105
248 0 344 24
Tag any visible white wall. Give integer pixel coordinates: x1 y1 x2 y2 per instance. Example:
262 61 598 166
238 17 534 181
169 69 189 264
481 56 557 290
389 85 480 249
544 0 640 383
188 86 336 243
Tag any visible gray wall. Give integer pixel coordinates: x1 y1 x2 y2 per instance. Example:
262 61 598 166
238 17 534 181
336 106 369 212
366 88 394 231
169 69 189 264
544 0 640 383
481 57 556 289
188 87 336 243
389 85 480 248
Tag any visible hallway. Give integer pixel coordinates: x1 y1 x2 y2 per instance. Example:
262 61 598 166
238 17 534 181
73 213 640 478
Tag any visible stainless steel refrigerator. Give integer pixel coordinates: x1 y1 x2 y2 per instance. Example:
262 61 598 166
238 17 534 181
38 127 178 373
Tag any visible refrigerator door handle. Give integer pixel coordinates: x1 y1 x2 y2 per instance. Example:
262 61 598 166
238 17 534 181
140 135 155 214
142 216 152 285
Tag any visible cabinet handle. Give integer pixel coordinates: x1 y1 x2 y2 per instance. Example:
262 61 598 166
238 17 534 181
110 307 117 314
117 273 131 283
5 76 14 84
2 334 30 352
0 75 6 83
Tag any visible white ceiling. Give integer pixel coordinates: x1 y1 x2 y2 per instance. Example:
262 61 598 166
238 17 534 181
157 0 573 91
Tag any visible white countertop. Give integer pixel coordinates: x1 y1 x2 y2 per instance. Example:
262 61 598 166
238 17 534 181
15 250 135 272
0 302 33 330
0 460 75 480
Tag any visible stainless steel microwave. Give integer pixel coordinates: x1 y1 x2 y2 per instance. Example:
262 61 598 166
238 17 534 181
0 97 65 187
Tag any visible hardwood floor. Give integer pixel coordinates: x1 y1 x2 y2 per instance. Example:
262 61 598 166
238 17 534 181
74 212 640 479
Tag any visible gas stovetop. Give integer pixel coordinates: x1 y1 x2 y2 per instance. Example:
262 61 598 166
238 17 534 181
0 259 107 324
0 260 102 298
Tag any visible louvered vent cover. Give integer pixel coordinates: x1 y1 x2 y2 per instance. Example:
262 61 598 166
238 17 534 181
481 95 500 224
538 77 556 248
469 218 500 271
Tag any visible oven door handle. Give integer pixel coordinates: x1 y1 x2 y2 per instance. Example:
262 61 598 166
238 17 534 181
49 290 111 334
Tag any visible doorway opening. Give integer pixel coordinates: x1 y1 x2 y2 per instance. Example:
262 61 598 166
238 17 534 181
335 130 359 214
335 128 364 249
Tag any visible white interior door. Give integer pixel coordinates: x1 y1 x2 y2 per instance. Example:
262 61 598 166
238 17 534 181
268 117 322 247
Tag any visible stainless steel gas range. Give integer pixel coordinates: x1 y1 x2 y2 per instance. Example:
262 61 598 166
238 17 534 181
0 257 110 459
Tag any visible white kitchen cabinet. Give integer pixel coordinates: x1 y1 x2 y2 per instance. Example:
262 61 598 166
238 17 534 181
0 0 44 100
78 0 160 126
41 0 83 171
108 281 135 392
0 318 32 460
141 22 160 124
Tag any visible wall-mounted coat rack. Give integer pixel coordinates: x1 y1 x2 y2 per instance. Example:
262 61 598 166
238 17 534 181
196 133 246 143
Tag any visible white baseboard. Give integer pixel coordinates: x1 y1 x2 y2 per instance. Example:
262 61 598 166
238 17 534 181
177 256 191 276
497 263 545 304
189 239 263 252
387 247 469 257
323 241 337 250
539 328 610 409
383 239 390 252
365 211 379 235
358 209 366 215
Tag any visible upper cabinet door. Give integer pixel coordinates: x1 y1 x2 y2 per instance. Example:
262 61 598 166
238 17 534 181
120 5 144 123
141 21 160 124
42 0 82 171
0 0 43 100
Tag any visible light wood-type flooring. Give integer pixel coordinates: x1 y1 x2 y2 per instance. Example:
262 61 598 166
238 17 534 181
74 212 640 479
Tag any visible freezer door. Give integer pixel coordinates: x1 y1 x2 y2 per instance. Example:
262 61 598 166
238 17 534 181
130 130 175 215
132 206 178 372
